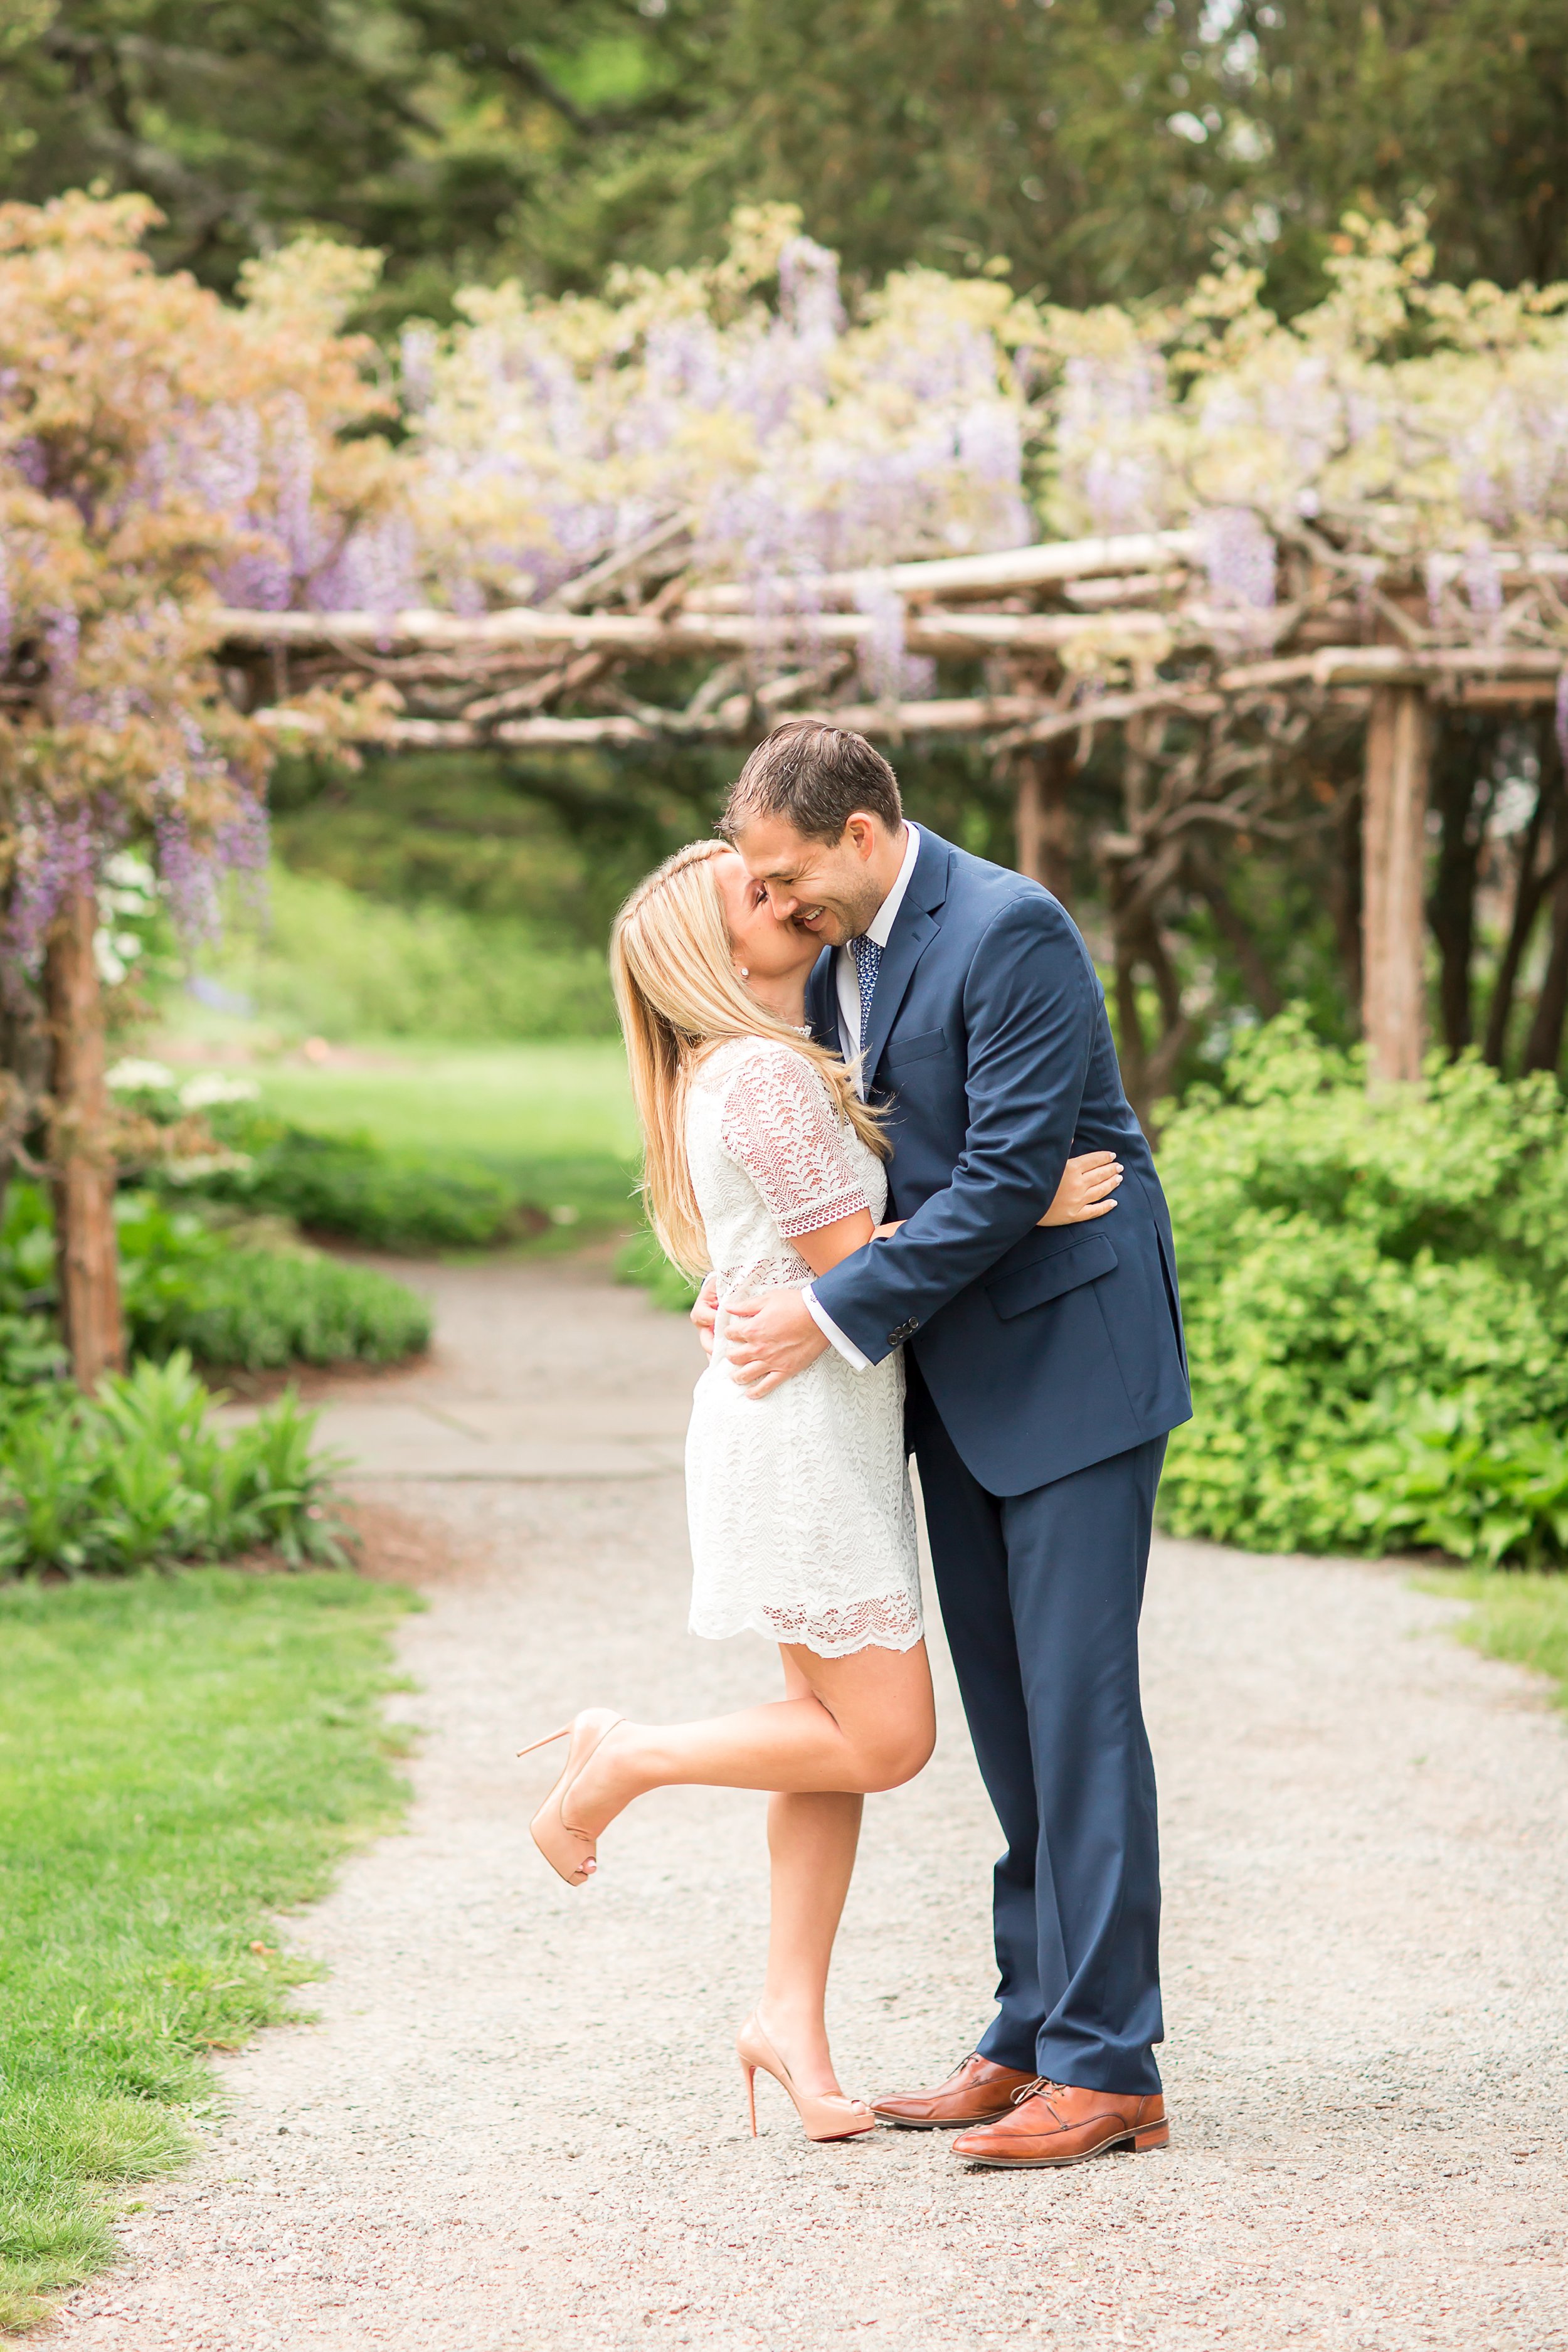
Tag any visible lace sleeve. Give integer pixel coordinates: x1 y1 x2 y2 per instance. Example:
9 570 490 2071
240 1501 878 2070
718 1044 871 1242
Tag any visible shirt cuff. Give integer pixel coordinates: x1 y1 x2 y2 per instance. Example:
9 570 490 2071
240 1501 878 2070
802 1284 874 1372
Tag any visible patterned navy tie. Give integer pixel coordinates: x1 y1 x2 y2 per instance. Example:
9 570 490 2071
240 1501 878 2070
852 934 883 1053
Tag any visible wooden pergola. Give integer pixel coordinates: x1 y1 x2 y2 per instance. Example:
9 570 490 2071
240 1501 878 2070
18 522 1562 1389
217 524 1567 1089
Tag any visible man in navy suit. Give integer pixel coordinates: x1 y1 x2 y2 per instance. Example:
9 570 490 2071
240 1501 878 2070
719 720 1190 2168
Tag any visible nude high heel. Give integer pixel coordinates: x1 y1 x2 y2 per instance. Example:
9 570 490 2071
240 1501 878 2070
519 1708 625 1885
736 2013 875 2144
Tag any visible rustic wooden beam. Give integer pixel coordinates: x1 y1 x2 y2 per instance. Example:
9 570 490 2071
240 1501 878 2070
1362 683 1432 1086
997 686 1225 750
1451 678 1567 707
546 511 691 610
1219 647 1568 692
1014 744 1075 902
682 531 1205 612
255 690 1051 751
215 604 1175 662
45 889 125 1388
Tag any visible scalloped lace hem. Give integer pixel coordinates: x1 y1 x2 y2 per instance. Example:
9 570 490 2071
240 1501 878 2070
689 1592 923 1658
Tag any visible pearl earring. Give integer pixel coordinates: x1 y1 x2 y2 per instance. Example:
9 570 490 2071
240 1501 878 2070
738 966 750 978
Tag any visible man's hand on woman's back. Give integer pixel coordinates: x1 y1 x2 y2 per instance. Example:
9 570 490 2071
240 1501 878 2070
691 1273 718 1359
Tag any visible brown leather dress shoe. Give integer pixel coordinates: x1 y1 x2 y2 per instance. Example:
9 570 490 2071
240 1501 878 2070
952 2080 1169 2168
871 2053 1039 2130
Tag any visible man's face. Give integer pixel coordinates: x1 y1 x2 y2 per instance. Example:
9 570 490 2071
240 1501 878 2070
731 812 892 948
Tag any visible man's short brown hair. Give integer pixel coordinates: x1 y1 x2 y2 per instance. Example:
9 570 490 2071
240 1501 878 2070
723 721 903 843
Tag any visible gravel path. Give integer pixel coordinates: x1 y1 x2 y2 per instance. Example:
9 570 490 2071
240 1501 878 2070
58 1256 1568 2351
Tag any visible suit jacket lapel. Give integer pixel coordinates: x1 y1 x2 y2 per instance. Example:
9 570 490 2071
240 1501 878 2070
805 947 839 1051
859 828 953 1093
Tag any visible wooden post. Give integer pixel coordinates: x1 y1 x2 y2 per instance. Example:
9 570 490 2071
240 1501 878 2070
45 887 125 1388
1015 744 1074 903
1361 684 1431 1086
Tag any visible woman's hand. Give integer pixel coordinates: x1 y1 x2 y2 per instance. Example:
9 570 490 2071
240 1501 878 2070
874 1151 1120 1241
1041 1150 1122 1225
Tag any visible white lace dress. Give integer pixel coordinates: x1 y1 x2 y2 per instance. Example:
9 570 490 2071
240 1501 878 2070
684 1035 922 1658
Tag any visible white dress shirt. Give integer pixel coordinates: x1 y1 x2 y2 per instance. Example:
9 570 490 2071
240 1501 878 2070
803 822 921 1370
832 821 921 1093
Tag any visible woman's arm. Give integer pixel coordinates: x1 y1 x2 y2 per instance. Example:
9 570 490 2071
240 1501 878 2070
691 1213 872 1357
715 1151 1123 1367
874 1149 1122 1239
805 1152 1122 1263
792 1207 876 1277
696 1145 1124 1342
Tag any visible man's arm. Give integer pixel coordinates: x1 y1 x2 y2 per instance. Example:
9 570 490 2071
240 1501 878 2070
808 894 1094 1367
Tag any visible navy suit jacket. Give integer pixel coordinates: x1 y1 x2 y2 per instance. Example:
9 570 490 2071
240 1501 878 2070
808 827 1191 1496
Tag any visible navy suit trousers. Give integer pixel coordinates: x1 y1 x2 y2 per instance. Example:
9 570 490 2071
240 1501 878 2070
907 1361 1166 2095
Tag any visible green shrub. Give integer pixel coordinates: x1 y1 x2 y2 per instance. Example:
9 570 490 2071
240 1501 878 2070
109 1057 529 1252
202 866 617 1041
0 1353 351 1577
143 1244 431 1370
1 1184 431 1376
190 1116 521 1250
115 1189 432 1367
1158 1014 1568 1566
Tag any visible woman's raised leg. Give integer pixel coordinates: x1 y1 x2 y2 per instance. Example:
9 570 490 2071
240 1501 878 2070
527 1642 935 2117
563 1637 935 1830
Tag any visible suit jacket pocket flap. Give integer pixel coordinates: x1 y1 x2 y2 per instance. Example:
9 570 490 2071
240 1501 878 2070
985 1230 1118 1320
882 1025 947 1071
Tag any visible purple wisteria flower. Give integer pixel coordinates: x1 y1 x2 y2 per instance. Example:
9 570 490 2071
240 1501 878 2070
3 795 99 980
1199 508 1276 613
1463 540 1503 628
1059 351 1166 534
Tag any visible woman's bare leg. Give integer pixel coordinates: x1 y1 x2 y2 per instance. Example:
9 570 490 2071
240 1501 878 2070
566 1638 936 1833
553 1643 932 2098
758 1656 864 2097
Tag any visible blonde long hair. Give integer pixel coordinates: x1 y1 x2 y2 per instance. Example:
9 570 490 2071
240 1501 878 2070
610 839 887 1278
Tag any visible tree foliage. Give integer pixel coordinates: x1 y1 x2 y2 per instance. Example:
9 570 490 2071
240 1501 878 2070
3 2 1564 326
0 191 396 970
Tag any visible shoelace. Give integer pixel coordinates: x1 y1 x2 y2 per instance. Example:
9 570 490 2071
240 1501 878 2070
1011 2076 1066 2106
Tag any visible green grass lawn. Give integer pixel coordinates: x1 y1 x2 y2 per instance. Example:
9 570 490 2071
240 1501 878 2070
247 1041 637 1165
201 1040 640 1232
0 1570 416 2334
146 1028 644 1239
1441 1571 1568 1708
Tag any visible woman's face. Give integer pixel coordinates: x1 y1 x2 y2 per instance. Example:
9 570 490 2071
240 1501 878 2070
714 850 820 988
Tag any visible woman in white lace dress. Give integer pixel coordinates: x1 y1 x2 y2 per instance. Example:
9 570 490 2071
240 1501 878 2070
521 838 1119 2143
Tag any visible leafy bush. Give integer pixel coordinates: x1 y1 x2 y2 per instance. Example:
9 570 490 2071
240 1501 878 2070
109 1057 527 1252
190 1117 521 1251
114 1189 432 1367
202 866 617 1041
1 1182 432 1377
0 1353 351 1577
142 1243 430 1371
1158 1014 1568 1567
